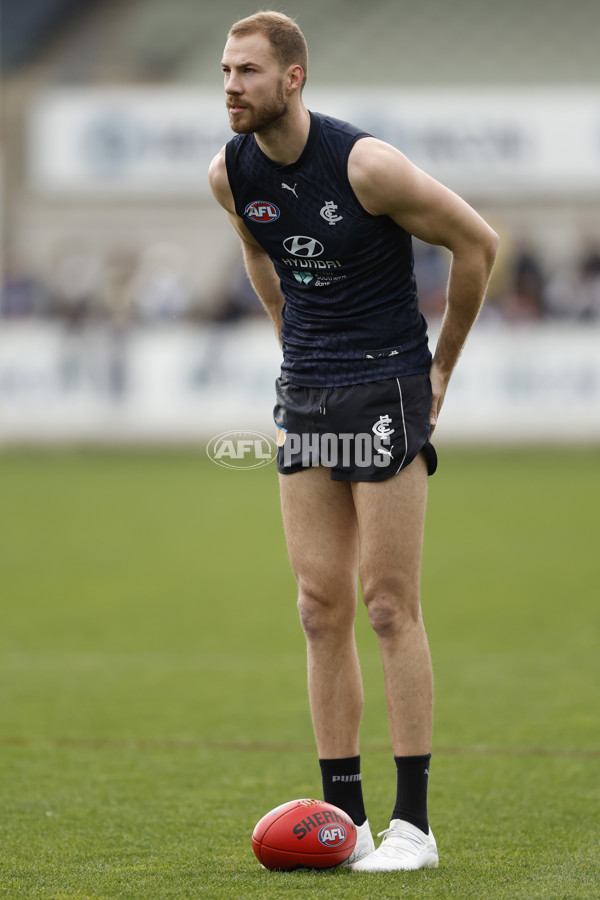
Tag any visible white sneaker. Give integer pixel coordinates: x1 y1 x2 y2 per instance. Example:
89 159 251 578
338 819 375 867
349 819 439 871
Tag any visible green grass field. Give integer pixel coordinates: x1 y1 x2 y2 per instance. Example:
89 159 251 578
1 449 598 899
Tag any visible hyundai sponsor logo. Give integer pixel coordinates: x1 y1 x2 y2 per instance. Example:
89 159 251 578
282 235 324 258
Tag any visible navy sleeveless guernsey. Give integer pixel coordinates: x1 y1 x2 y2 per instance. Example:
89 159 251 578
225 111 432 387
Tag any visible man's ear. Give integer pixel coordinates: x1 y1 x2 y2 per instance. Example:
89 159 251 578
287 64 305 93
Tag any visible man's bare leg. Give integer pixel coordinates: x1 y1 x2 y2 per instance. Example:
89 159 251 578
351 453 433 756
349 453 438 872
279 465 375 863
279 465 362 758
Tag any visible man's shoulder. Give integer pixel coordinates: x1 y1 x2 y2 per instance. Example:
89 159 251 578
208 145 234 210
311 110 372 142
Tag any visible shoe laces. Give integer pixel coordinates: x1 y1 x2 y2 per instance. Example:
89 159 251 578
377 823 426 849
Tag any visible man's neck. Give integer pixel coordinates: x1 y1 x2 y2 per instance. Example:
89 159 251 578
254 105 311 167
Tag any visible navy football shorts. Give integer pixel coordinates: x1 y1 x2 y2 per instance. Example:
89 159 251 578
273 373 437 482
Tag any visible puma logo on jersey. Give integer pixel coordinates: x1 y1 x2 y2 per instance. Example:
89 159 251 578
282 182 298 198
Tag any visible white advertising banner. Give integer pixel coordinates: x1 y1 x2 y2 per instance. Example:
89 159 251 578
0 322 599 445
27 87 600 198
27 89 226 195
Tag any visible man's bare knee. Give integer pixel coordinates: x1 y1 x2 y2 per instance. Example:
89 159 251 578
297 586 354 641
363 580 420 640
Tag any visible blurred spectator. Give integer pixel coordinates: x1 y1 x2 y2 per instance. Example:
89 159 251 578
575 245 600 320
498 245 545 323
413 241 449 322
212 260 264 322
98 248 139 398
130 242 193 323
545 267 581 319
99 248 138 328
1 250 48 318
48 243 103 327
544 247 600 320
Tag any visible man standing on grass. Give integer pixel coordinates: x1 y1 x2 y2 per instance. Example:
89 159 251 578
209 10 497 871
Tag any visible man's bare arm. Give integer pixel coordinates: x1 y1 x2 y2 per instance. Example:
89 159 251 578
208 147 285 341
349 138 499 430
239 237 285 343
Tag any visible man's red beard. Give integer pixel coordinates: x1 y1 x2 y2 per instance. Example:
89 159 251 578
227 85 287 135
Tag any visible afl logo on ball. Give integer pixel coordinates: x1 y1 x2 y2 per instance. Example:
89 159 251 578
245 201 280 222
318 825 347 847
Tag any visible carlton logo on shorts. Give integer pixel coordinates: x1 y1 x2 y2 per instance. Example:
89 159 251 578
245 201 280 222
318 824 347 846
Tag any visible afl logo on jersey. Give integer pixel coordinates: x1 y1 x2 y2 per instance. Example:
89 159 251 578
245 201 280 223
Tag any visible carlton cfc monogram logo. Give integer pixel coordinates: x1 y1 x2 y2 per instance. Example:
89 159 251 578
245 201 280 223
372 414 394 438
320 200 343 225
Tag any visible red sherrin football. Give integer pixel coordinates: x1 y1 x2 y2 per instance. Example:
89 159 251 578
252 798 357 870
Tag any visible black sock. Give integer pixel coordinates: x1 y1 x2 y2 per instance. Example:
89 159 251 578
319 755 367 826
392 754 431 835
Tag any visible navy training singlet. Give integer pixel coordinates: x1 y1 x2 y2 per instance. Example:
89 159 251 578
225 111 432 387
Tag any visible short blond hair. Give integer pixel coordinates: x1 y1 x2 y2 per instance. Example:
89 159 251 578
228 11 308 88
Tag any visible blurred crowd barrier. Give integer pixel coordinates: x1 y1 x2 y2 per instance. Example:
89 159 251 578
1 319 599 446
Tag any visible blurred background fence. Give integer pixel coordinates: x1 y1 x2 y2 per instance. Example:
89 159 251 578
1 0 600 444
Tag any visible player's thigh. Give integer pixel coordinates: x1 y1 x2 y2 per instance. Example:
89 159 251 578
351 452 429 607
279 465 359 600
